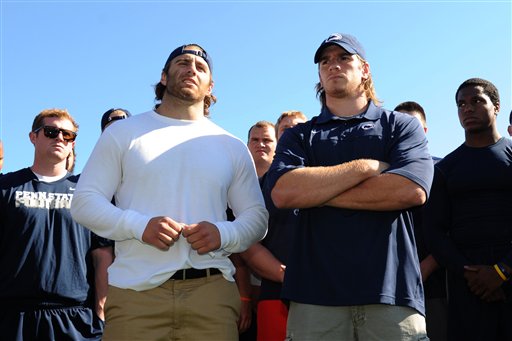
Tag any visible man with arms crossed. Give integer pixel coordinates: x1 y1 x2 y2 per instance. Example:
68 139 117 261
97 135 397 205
71 44 267 340
0 109 103 340
266 33 433 340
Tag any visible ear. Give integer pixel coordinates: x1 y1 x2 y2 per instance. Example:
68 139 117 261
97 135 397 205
361 61 370 80
206 80 214 95
508 125 512 137
29 131 37 145
160 71 167 86
494 102 500 115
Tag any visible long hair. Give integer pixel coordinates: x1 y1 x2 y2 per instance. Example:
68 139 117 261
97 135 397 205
154 50 217 117
315 55 380 106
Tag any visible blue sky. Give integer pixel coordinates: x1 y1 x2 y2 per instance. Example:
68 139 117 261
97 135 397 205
1 0 511 174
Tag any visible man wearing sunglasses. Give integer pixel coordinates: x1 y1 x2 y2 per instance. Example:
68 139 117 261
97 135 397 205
0 109 103 340
71 44 268 340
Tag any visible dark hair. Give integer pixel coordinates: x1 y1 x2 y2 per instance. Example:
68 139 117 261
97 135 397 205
101 108 131 132
154 45 216 117
509 110 512 125
247 121 275 141
455 78 500 107
394 101 427 126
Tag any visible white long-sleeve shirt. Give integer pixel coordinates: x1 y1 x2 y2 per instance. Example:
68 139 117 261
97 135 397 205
71 111 268 290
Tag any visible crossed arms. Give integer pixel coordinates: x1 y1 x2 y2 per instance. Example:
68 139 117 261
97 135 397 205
271 158 427 211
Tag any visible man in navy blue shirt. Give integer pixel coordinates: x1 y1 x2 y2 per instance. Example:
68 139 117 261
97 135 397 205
424 78 512 341
265 33 433 340
0 109 103 340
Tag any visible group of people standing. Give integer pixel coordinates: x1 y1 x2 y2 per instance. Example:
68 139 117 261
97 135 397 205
0 32 511 341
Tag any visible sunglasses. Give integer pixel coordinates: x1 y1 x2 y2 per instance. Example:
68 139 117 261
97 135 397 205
106 115 127 124
34 125 77 142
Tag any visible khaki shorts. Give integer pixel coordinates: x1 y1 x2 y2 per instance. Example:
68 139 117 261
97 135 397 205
286 302 429 341
103 274 240 341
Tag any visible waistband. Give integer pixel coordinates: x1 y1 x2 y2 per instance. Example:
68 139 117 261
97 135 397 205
170 268 221 280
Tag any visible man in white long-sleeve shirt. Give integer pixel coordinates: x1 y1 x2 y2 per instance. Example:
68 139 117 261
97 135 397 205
71 43 268 341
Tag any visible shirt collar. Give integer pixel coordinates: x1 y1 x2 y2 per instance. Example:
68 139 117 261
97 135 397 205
317 101 381 124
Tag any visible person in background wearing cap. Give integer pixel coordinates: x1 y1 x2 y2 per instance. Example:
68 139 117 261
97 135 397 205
101 108 131 132
71 44 268 340
394 101 447 341
88 107 132 321
265 33 433 340
0 109 103 340
424 78 512 341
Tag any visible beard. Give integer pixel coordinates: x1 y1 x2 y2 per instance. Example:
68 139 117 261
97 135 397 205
165 81 204 104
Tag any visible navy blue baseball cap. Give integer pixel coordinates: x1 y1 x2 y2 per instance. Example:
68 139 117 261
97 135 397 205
164 44 213 72
314 33 366 63
101 108 131 132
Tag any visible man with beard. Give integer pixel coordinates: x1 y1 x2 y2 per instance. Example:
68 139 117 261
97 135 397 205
71 44 268 341
265 33 433 340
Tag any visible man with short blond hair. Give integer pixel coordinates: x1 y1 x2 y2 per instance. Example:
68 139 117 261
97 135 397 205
0 109 103 340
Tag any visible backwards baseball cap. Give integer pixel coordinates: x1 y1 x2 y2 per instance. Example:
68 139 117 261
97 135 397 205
314 33 366 63
101 108 131 132
164 44 213 72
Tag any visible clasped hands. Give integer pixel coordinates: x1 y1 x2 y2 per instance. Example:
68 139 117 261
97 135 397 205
463 265 506 303
142 216 221 254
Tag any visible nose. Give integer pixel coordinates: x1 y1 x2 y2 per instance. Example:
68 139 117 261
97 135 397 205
55 131 65 141
329 62 341 71
462 103 474 114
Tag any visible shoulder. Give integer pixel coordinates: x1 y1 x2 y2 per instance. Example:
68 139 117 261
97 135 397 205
0 168 33 189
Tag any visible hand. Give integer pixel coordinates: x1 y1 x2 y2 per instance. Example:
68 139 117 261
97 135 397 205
483 287 507 303
182 221 221 254
420 255 439 282
237 300 252 333
142 216 183 250
463 265 503 300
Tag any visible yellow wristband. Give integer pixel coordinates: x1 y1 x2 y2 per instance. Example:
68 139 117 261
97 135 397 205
494 264 508 281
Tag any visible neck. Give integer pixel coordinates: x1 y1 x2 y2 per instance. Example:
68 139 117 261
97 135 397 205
156 95 205 120
30 159 68 177
325 93 370 117
464 128 501 148
255 162 271 178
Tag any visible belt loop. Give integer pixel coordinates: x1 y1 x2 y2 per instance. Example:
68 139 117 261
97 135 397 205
206 268 211 277
182 269 186 280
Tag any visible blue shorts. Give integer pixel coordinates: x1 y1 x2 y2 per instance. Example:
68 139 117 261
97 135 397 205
0 306 104 341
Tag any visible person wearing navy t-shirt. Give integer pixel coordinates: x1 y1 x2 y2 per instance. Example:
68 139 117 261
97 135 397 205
394 101 447 341
424 78 512 341
0 109 103 340
265 33 433 340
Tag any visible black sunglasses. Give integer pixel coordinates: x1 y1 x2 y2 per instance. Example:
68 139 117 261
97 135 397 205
107 115 127 124
34 125 77 142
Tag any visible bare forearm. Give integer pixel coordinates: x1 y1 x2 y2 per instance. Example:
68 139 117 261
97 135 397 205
241 243 285 283
92 247 114 320
325 173 426 211
271 159 387 209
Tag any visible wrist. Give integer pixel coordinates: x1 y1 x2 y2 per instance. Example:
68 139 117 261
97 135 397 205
494 263 511 281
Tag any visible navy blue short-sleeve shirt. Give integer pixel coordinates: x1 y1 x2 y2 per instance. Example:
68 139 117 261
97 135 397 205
265 102 434 315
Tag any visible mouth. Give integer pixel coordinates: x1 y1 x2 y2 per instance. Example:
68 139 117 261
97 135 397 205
182 77 197 86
